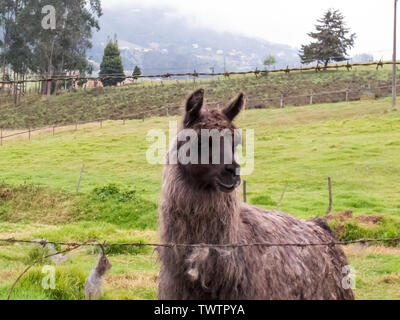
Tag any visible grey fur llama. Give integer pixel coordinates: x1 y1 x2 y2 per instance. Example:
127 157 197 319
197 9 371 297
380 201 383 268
157 89 354 300
85 254 112 300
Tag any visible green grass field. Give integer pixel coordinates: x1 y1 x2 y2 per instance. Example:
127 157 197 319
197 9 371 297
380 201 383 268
1 94 400 299
0 63 395 129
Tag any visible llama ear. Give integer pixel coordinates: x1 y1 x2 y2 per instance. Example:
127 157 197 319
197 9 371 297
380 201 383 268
184 89 204 127
223 93 245 121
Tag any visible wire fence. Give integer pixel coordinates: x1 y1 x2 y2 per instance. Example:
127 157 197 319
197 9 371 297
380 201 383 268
2 235 400 300
2 237 400 249
0 60 395 85
0 81 398 146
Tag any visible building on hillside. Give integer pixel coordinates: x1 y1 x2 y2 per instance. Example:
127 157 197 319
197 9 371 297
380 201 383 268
85 79 103 89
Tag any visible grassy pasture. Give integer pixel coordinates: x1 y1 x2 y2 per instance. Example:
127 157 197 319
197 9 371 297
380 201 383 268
0 95 400 299
0 64 396 129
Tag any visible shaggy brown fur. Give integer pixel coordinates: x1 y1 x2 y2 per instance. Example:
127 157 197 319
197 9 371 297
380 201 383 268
158 89 354 300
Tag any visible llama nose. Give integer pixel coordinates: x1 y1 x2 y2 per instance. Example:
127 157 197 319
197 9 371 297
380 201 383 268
225 164 239 177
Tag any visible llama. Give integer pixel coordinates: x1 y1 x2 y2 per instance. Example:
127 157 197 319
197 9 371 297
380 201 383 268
157 89 354 300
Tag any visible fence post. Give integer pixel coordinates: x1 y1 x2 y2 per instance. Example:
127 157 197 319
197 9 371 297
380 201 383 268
123 119 126 125
75 122 78 131
309 93 313 105
280 95 284 108
76 164 85 194
345 89 349 102
166 107 169 117
0 127 2 146
243 180 247 203
100 120 102 128
53 125 55 136
28 128 31 141
326 177 332 214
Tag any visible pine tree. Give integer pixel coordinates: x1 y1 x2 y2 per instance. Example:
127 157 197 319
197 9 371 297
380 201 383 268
132 65 142 80
299 9 356 68
99 38 125 87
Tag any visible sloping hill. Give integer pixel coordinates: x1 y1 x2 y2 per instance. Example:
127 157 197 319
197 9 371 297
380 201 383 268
0 64 394 129
88 5 299 74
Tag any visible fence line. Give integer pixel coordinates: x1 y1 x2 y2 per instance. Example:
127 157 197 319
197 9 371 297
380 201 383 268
2 237 400 249
0 104 181 143
3 235 400 300
1 81 398 145
0 60 396 85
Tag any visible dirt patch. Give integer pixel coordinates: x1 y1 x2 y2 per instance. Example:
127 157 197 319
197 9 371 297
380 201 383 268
105 273 157 290
325 210 383 226
344 244 400 256
0 270 14 281
382 273 400 284
0 187 11 200
356 215 383 225
325 210 353 222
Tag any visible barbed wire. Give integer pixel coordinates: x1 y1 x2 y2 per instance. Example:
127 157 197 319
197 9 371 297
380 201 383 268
0 60 396 85
5 235 399 300
2 237 400 249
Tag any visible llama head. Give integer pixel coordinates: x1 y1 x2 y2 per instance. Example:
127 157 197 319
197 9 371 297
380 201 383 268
176 89 245 193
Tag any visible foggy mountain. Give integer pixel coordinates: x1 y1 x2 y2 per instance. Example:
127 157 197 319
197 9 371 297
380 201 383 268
87 5 300 75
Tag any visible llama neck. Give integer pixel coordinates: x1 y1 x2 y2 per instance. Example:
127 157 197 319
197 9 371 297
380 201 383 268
160 165 241 244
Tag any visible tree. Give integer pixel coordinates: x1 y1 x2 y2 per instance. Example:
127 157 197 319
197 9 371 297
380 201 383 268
28 0 102 96
132 65 141 81
263 55 276 69
99 37 125 86
299 9 356 68
0 0 102 97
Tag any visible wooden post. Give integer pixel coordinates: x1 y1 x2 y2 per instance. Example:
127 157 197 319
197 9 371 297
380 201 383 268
100 120 102 128
123 119 126 125
166 107 169 117
326 177 332 214
28 128 31 141
53 126 55 136
280 95 284 108
0 127 2 146
393 0 398 110
75 122 78 131
309 93 313 105
345 89 349 102
277 182 288 211
76 164 85 194
243 180 247 203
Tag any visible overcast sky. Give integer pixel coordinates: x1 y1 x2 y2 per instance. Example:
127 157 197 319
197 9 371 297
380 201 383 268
103 0 396 59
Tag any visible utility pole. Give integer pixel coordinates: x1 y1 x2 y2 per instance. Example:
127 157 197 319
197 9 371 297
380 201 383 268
223 56 226 73
393 0 398 110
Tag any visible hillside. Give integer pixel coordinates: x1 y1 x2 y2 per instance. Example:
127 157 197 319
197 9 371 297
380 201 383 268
0 64 395 129
1 97 400 299
87 5 299 74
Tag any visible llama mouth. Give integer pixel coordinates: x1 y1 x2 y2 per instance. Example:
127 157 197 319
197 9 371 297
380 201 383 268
216 178 241 193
